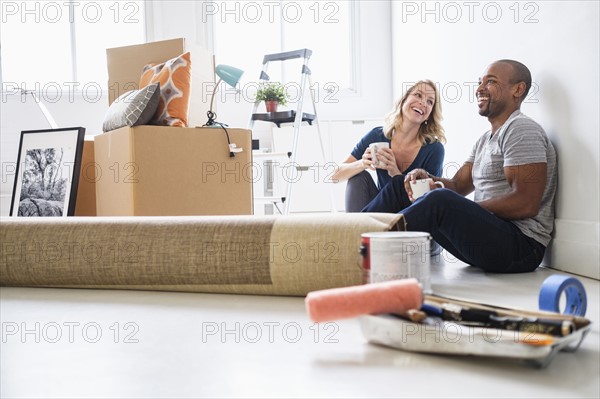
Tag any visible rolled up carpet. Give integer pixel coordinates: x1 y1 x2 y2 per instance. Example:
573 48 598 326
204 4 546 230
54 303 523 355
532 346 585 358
0 213 405 296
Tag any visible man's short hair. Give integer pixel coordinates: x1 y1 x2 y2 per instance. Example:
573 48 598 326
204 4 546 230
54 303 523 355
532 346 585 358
497 59 532 100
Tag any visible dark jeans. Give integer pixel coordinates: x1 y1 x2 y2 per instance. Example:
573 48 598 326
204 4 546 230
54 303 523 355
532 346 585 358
362 176 546 273
345 171 380 213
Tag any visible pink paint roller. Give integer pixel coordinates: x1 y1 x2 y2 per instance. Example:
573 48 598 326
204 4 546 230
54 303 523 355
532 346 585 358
305 278 423 322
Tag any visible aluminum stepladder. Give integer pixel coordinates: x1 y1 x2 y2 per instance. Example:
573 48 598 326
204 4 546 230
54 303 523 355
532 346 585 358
248 48 336 215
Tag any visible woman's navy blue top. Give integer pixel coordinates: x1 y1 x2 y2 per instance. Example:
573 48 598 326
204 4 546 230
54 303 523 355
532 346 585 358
350 126 445 189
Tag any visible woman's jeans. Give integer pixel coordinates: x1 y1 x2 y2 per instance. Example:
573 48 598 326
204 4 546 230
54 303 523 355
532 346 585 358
361 175 546 273
345 171 379 213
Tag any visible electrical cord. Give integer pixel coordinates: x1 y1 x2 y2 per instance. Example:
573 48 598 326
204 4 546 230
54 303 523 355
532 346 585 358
203 110 235 158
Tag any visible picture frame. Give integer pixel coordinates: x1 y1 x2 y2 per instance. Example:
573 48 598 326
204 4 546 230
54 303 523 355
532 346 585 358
10 127 86 217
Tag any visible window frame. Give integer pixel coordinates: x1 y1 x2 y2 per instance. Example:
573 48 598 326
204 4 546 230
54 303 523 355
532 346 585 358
1 0 147 95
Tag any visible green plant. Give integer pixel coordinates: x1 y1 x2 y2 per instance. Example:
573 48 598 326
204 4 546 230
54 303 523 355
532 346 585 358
256 82 288 106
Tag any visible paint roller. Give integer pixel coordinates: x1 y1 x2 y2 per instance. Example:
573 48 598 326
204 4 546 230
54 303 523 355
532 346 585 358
305 278 422 323
305 278 587 337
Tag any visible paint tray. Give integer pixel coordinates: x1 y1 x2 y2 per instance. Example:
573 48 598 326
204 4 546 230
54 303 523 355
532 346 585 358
358 295 592 368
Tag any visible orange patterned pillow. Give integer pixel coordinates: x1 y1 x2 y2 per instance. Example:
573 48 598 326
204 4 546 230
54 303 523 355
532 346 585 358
140 52 192 127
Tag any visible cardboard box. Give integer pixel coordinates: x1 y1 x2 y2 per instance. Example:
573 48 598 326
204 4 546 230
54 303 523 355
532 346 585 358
74 136 97 216
94 126 253 216
106 37 215 127
96 38 253 216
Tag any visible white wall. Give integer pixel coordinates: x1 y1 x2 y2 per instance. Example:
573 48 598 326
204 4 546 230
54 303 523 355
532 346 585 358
391 1 599 278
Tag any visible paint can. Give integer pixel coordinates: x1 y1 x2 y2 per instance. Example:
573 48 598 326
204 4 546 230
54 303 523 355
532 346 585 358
360 232 432 293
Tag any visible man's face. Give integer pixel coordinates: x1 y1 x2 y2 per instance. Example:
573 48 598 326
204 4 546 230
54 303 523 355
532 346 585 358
476 62 516 118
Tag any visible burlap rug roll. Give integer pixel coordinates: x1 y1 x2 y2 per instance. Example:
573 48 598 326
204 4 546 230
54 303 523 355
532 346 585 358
1 213 404 296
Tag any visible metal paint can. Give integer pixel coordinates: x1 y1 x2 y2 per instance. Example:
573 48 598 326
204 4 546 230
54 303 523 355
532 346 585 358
360 232 431 293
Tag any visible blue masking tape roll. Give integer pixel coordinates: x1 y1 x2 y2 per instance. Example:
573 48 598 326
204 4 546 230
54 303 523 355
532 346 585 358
539 275 587 316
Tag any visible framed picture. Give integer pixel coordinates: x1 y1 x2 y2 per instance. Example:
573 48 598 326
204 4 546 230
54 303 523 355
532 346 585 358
10 127 86 217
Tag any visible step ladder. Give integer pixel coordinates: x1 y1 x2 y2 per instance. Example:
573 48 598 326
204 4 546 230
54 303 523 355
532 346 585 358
248 49 336 215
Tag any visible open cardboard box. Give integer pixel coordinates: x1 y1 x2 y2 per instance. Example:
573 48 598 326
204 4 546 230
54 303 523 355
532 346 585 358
106 37 213 128
94 38 253 216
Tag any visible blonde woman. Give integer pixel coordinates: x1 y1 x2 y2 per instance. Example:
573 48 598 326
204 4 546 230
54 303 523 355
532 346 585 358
332 80 446 212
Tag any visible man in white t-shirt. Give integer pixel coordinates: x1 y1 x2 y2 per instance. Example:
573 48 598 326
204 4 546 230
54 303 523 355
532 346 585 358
363 60 557 273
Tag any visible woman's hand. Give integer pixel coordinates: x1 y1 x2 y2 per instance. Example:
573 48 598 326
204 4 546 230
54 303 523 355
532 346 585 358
361 148 375 170
373 147 402 177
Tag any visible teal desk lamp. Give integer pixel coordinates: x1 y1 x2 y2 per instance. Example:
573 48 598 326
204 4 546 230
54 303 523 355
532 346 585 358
205 64 244 126
204 64 244 157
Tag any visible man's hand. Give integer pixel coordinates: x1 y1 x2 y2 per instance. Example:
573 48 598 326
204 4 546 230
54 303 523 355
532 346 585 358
404 169 430 201
403 163 475 202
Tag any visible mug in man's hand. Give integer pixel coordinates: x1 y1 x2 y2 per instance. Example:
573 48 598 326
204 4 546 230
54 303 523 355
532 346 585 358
368 142 389 167
410 178 445 199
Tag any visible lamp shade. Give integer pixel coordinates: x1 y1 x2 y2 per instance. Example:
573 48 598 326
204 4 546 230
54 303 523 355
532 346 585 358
215 64 244 88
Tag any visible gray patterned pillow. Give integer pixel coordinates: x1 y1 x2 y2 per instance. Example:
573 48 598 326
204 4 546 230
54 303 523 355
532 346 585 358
102 83 160 132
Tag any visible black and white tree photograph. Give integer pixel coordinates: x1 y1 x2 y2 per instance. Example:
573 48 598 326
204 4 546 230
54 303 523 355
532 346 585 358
18 147 68 216
10 127 85 217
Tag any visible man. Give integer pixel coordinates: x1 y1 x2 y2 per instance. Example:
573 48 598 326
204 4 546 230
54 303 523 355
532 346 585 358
363 60 557 273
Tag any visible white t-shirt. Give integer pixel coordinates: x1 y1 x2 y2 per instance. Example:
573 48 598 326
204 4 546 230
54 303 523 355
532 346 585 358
467 110 557 246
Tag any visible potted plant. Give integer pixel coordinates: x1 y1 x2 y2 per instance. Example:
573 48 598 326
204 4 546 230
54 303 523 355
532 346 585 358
256 82 288 113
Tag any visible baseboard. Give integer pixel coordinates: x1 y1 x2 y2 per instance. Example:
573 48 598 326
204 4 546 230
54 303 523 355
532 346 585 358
544 218 600 280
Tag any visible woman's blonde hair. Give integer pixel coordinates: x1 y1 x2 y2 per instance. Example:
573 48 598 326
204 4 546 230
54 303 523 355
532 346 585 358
383 80 446 145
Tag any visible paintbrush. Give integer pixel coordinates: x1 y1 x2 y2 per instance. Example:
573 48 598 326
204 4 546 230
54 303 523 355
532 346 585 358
405 309 555 346
420 303 574 336
425 294 589 329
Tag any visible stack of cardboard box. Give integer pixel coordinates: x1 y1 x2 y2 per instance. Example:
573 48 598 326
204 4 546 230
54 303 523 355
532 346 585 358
75 38 253 216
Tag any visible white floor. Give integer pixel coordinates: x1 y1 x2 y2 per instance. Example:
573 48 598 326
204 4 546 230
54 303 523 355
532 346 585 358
1 254 599 398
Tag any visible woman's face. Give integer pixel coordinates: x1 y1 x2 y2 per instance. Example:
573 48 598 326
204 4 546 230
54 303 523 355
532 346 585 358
401 83 436 125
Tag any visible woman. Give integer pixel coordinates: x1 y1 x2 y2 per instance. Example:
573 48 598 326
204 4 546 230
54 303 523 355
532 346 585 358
332 80 446 212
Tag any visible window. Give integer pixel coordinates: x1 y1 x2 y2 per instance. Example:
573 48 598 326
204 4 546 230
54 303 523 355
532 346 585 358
1 1 145 91
212 0 357 95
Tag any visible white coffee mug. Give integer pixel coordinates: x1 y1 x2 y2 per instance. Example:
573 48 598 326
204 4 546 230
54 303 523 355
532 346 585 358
368 142 389 167
410 178 445 199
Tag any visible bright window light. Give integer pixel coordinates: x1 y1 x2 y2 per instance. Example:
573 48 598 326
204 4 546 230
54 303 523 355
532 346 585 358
213 0 354 92
1 1 145 91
